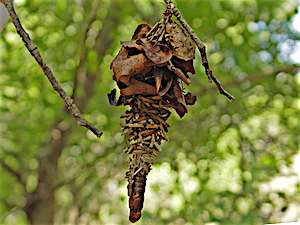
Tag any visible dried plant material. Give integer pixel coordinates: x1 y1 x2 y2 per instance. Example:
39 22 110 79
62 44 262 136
172 57 195 74
107 89 126 107
120 78 157 96
137 39 172 65
128 171 146 222
116 95 171 223
165 21 195 61
158 78 172 96
121 40 144 52
109 1 233 222
184 92 197 105
163 0 235 101
107 88 118 106
167 60 191 85
112 52 152 84
110 16 196 118
132 24 151 40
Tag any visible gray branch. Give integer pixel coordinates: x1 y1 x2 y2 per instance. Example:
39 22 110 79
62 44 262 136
0 158 26 187
164 0 235 102
3 0 103 137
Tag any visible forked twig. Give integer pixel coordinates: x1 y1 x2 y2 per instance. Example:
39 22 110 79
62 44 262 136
2 0 103 137
164 0 235 102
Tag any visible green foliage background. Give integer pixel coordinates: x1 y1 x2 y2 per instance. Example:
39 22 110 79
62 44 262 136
0 0 299 224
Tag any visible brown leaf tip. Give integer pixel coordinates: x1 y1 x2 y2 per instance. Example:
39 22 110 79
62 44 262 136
132 24 151 40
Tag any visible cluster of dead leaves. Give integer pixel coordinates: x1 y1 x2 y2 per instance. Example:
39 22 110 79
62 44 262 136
109 22 196 117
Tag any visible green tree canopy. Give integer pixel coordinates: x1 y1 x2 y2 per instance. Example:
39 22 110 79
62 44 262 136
0 0 299 224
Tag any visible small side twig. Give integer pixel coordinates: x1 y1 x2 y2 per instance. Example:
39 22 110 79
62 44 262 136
3 0 102 137
0 158 26 187
164 0 235 102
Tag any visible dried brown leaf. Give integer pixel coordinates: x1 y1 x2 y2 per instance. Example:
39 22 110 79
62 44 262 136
121 40 144 52
112 53 152 83
172 57 195 74
137 39 172 65
132 24 151 40
185 92 197 105
120 78 157 96
165 21 195 61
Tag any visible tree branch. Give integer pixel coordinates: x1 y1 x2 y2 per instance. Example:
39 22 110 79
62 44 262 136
0 158 26 187
195 65 299 97
71 1 100 100
164 0 235 102
2 0 103 138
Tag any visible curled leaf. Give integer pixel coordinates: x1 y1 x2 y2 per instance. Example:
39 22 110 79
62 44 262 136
121 40 144 52
107 89 118 106
137 39 172 65
110 23 197 118
132 24 151 40
170 65 191 85
173 79 186 107
172 57 195 74
107 89 127 106
158 78 173 96
112 53 152 83
166 79 189 118
169 101 187 118
154 69 163 92
184 92 197 105
165 21 195 61
120 78 157 96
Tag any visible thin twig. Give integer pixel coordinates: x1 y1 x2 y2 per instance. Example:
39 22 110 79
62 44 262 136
196 65 299 98
164 0 235 102
0 158 26 187
3 0 103 137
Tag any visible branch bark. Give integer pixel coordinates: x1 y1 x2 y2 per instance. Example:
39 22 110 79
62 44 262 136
164 0 235 102
0 158 26 187
2 0 103 138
